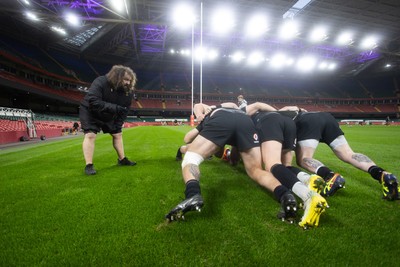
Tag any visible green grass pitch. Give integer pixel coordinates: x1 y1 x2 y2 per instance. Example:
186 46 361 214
0 125 399 266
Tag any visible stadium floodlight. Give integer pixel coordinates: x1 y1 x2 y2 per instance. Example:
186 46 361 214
23 0 30 5
211 7 235 35
296 55 317 72
51 26 67 35
278 20 300 40
309 26 328 42
231 51 245 63
336 31 353 46
172 3 196 30
247 51 264 66
318 61 328 70
25 11 39 21
65 12 80 27
245 14 268 38
270 53 287 69
109 0 125 14
360 35 378 50
328 62 337 70
208 49 218 60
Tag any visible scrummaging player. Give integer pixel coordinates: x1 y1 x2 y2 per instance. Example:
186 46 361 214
244 102 328 228
166 103 297 223
294 110 399 201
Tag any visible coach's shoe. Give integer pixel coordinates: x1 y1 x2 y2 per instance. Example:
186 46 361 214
85 164 96 175
308 175 325 194
277 192 298 224
322 173 345 196
118 157 137 166
165 194 204 221
381 172 399 201
299 192 328 229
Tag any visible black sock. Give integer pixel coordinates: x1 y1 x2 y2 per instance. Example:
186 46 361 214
287 166 302 176
185 180 201 199
273 185 289 203
271 164 298 189
176 147 182 158
368 166 384 181
316 166 334 181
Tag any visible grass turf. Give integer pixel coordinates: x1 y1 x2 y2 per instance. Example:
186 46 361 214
0 125 399 266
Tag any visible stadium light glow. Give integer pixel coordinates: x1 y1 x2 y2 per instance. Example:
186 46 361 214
231 51 245 63
247 51 264 66
360 35 378 50
245 14 268 38
336 31 353 45
270 53 287 69
296 56 317 72
309 26 328 42
51 26 67 35
211 7 235 35
109 0 125 14
25 11 39 21
23 0 30 5
172 3 195 30
65 13 80 27
278 20 300 40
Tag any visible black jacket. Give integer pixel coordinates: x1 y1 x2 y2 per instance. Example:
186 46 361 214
80 76 133 124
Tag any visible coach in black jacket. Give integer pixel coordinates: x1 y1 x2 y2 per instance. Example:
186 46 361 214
79 65 137 175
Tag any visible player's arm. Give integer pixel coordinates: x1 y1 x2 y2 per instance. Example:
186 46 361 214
244 102 277 116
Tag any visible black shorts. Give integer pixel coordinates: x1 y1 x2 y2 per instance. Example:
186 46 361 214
296 112 344 144
79 105 122 134
255 112 296 150
199 109 260 151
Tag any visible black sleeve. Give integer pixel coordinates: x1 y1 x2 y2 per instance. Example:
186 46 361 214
87 77 117 114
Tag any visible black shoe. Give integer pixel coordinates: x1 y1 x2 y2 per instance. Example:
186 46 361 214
277 192 298 223
165 194 204 221
85 164 96 175
118 157 137 166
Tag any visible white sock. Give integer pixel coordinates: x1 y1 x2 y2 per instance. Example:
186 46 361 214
292 182 311 202
297 171 311 185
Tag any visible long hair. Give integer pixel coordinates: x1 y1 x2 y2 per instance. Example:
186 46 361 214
106 65 137 93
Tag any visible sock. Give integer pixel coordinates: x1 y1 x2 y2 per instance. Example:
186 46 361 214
273 185 289 203
297 172 311 184
287 166 301 175
176 147 182 158
368 166 385 181
316 166 334 181
184 179 201 199
271 164 298 189
292 182 310 202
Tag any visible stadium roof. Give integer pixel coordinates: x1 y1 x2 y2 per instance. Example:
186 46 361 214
1 0 400 77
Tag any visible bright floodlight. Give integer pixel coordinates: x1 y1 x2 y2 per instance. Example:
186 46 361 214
231 51 245 63
360 36 378 50
336 31 353 45
23 0 30 5
51 26 67 35
278 20 299 40
318 61 328 70
245 14 268 38
172 3 195 30
65 13 80 27
208 49 218 60
109 0 124 13
247 51 264 66
309 26 327 42
328 62 337 70
25 11 39 21
270 53 287 69
211 7 235 35
296 56 317 72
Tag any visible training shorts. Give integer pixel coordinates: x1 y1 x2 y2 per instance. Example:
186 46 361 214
79 105 122 134
295 112 344 144
199 108 260 151
254 112 296 150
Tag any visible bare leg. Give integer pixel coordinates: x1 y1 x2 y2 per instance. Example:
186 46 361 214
112 132 125 160
82 132 96 164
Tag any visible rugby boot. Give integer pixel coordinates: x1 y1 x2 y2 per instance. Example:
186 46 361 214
165 194 204 221
381 172 399 201
299 192 328 229
277 192 298 224
322 173 345 196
